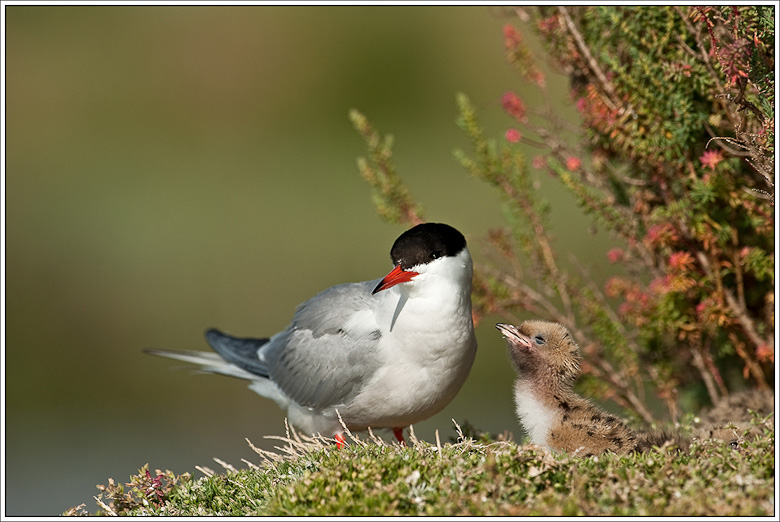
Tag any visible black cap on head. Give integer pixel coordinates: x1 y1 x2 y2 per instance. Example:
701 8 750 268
390 223 467 270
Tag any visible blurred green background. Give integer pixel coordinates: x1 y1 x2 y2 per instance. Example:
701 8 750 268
5 6 613 515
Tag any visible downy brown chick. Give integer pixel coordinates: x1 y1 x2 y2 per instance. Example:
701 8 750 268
497 320 687 456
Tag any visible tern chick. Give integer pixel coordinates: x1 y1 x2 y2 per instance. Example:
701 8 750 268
497 320 687 456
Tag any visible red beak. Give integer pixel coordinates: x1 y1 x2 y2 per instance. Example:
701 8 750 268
372 265 419 294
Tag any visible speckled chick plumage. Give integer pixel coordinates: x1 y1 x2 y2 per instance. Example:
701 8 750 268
497 320 687 456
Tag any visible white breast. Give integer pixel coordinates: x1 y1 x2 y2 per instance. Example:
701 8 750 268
514 379 559 447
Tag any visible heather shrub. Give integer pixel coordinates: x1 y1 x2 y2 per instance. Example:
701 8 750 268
353 5 774 422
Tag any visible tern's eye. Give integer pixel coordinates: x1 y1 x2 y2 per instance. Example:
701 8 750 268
430 250 443 260
533 335 546 345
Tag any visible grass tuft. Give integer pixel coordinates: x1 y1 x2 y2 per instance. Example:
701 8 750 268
75 413 774 517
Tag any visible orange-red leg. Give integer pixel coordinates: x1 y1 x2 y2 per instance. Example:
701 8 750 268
393 427 406 445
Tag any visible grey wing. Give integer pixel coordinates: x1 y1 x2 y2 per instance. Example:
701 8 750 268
290 280 380 336
263 281 385 410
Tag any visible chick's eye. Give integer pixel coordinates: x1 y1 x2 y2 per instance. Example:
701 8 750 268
533 335 546 345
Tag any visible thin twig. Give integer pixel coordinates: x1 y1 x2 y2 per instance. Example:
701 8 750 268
696 251 770 351
93 496 118 517
499 177 575 323
213 458 237 473
558 6 624 114
195 466 215 477
691 343 721 404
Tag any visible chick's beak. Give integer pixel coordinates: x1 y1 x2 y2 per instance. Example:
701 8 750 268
495 323 533 349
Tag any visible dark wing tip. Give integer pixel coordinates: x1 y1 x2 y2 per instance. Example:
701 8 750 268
205 328 225 346
203 328 271 378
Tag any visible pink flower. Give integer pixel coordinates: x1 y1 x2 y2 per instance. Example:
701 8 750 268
649 276 670 295
645 223 678 247
503 24 522 49
537 15 559 34
604 277 624 297
532 155 546 169
668 251 695 272
505 128 522 143
606 248 624 263
645 225 664 244
756 344 774 363
565 156 581 171
700 149 724 170
529 71 546 88
502 91 526 122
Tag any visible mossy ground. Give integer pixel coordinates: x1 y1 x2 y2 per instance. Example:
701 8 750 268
67 414 775 517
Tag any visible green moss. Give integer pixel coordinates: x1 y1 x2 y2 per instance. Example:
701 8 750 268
77 415 774 517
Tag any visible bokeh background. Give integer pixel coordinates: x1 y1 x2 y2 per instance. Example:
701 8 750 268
4 6 616 515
